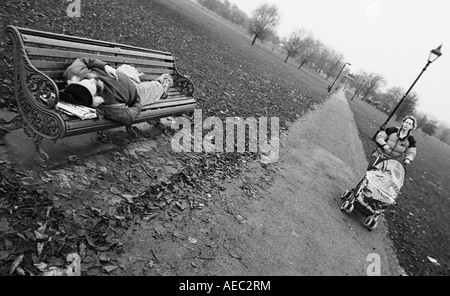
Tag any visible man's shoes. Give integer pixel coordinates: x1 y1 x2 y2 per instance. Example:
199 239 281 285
156 74 173 99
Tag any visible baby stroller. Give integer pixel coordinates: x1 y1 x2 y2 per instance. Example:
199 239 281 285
340 154 405 231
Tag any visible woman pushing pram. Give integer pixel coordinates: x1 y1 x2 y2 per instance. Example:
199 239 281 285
370 115 417 168
340 115 418 231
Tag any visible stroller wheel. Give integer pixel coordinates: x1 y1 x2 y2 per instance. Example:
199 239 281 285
368 220 378 231
340 201 351 212
345 203 354 214
364 216 378 231
341 190 351 200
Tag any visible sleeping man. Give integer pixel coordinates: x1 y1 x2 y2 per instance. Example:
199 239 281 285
60 57 173 125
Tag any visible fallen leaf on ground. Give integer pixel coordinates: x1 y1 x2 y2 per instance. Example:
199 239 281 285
42 253 81 276
37 242 45 256
9 254 24 275
121 194 137 203
111 187 121 195
103 265 118 273
172 231 183 239
427 256 440 266
229 250 241 259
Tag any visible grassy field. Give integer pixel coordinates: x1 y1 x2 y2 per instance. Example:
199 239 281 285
348 95 450 276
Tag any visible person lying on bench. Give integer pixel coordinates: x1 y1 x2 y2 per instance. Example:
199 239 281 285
59 57 173 125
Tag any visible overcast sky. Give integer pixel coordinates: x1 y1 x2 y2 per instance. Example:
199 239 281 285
231 0 450 125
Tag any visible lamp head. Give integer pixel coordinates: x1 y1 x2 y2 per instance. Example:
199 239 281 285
428 44 443 63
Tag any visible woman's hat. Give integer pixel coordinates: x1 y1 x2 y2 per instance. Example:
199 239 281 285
60 84 93 107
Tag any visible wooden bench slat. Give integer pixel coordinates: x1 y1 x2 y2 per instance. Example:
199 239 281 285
16 26 172 56
31 61 176 80
54 81 181 91
60 100 195 122
140 102 197 117
166 95 190 100
151 96 194 104
30 60 72 69
23 34 175 61
168 92 182 96
139 73 176 81
59 98 195 120
137 68 176 75
64 103 196 137
38 69 176 79
25 47 176 68
142 98 195 110
41 71 63 79
136 66 177 73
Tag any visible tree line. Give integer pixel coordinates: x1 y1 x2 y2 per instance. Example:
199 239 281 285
197 0 249 28
347 73 450 141
197 1 352 89
196 0 450 144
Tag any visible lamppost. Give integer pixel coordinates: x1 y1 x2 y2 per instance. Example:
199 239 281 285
328 62 351 92
351 79 365 100
372 44 443 140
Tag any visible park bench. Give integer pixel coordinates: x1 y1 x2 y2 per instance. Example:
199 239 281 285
0 25 196 167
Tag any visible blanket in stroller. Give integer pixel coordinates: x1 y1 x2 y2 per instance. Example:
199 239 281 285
360 159 405 210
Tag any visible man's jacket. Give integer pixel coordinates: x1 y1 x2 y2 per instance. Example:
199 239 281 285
63 58 142 125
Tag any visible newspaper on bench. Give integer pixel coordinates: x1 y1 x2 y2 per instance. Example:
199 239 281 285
56 101 97 120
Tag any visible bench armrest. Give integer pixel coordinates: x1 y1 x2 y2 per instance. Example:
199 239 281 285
173 70 194 97
5 25 60 110
4 25 65 139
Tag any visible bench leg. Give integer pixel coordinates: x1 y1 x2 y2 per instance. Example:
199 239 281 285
33 134 49 168
23 130 49 168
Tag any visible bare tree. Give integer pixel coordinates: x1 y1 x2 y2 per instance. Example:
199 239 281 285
422 120 438 137
376 86 404 111
283 28 309 63
386 86 403 102
229 3 249 27
314 43 332 74
198 0 249 27
297 37 316 69
248 3 280 46
348 73 365 91
394 91 419 121
414 112 429 130
361 72 385 101
325 51 344 80
265 29 281 45
301 38 323 70
437 126 450 144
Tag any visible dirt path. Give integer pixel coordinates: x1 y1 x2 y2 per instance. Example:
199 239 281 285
115 90 402 276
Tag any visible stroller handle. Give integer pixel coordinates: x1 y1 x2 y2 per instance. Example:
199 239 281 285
372 153 407 171
372 149 408 167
